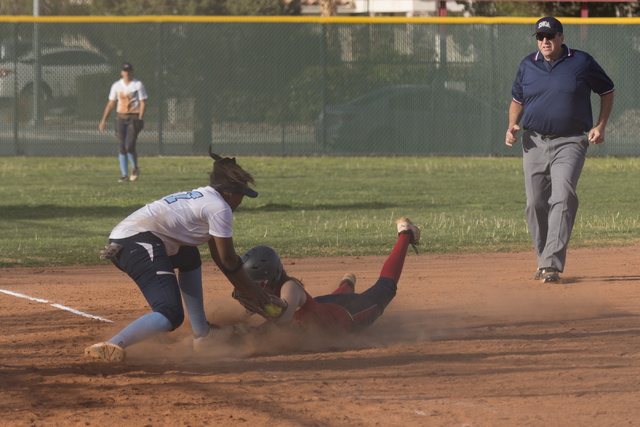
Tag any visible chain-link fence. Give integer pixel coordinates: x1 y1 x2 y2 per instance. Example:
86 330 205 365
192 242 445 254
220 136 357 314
0 17 638 157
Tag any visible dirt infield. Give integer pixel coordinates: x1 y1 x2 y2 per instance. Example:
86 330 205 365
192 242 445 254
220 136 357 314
2 245 640 427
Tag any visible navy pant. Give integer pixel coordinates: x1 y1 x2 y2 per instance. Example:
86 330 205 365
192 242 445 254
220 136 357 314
109 232 201 329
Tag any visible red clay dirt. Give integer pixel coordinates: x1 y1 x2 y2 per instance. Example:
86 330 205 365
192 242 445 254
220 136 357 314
1 245 640 426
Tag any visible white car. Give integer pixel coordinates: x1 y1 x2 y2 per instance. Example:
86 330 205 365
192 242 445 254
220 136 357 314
1 39 65 62
0 45 110 102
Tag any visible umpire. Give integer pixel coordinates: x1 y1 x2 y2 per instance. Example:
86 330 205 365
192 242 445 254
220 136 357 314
506 16 614 283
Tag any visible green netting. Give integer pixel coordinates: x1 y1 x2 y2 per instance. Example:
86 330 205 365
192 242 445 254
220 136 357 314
0 19 637 157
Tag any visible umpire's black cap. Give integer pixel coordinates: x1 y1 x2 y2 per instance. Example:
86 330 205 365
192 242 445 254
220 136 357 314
534 17 563 35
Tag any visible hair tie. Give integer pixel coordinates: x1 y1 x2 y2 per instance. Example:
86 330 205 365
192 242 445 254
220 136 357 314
209 147 236 164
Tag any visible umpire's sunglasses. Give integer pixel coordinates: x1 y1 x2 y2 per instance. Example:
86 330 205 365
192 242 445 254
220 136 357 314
535 33 557 41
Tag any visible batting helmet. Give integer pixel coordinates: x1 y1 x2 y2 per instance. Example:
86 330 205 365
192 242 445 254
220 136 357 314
241 245 283 290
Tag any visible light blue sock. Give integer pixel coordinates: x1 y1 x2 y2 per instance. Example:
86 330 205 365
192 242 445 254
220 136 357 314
178 267 209 338
118 154 128 176
108 312 172 349
127 152 138 170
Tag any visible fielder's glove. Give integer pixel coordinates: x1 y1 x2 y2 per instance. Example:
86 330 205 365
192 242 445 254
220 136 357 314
133 118 144 133
100 242 123 261
232 290 287 321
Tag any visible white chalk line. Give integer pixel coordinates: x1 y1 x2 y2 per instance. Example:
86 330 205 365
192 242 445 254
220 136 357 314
0 289 114 323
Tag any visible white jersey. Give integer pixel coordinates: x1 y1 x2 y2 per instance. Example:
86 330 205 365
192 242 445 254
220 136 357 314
108 78 147 114
110 186 232 256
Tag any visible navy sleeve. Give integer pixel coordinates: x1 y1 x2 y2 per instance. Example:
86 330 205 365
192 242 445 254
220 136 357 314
511 59 526 104
586 55 614 96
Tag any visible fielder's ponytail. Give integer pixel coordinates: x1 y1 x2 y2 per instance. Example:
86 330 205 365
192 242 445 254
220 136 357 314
208 148 256 194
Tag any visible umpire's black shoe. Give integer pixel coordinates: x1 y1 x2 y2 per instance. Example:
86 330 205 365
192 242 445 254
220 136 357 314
541 268 560 283
534 268 543 280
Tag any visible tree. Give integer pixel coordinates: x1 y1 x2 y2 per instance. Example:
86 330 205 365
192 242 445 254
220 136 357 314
457 1 639 18
0 0 90 15
0 0 300 16
88 0 227 15
319 0 337 16
226 0 300 15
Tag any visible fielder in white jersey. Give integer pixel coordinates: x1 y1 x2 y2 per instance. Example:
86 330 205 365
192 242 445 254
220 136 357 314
85 153 280 362
110 186 233 256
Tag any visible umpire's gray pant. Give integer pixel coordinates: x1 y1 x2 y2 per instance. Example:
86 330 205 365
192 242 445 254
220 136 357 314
522 131 589 272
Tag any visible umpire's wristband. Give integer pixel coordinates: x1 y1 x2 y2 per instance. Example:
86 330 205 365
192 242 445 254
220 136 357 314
221 255 243 275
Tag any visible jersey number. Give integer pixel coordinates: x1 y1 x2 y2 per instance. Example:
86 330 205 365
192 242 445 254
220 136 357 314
164 191 204 204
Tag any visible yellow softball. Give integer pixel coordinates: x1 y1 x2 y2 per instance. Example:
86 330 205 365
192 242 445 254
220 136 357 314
264 304 282 318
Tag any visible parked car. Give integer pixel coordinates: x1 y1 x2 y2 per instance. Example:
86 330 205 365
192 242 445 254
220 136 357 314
315 85 508 155
0 39 65 62
0 45 111 119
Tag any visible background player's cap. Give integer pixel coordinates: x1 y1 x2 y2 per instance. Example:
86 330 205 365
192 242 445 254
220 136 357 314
121 62 133 72
534 17 563 35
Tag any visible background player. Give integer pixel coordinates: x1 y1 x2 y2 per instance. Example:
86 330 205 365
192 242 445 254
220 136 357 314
233 218 419 334
99 62 147 183
85 152 278 362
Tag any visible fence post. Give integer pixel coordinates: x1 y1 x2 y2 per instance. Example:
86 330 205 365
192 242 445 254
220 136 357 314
31 5 43 126
281 121 285 156
320 23 327 153
489 24 495 156
156 22 164 155
12 23 20 156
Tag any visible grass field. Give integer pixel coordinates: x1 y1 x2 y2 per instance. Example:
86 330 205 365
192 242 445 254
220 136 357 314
1 156 640 268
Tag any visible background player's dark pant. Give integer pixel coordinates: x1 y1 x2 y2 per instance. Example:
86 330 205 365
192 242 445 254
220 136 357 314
108 232 201 329
115 114 140 156
315 277 397 333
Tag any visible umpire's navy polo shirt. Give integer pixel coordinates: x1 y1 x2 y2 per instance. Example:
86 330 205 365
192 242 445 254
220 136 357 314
511 45 614 136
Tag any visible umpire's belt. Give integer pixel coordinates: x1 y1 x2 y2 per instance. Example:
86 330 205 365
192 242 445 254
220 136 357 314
524 128 583 139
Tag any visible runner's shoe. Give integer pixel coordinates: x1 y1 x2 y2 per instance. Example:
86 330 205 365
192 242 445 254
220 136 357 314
339 273 356 293
118 176 129 183
84 342 125 362
130 169 139 181
396 218 420 244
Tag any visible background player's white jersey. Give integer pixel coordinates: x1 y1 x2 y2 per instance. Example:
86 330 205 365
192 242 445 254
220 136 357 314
110 186 232 255
109 78 148 114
